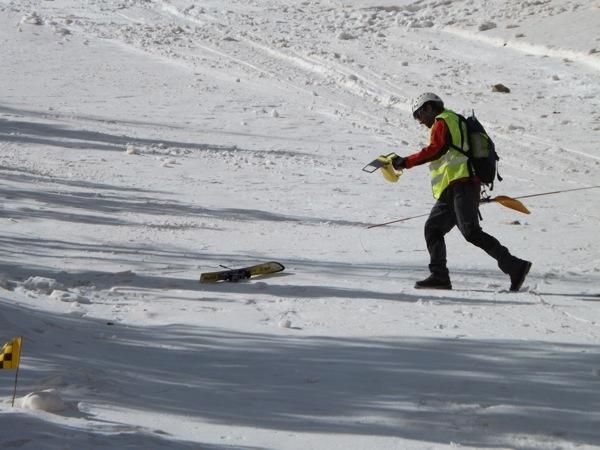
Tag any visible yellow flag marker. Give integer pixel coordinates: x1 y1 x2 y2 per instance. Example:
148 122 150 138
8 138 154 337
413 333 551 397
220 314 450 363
0 337 21 370
1 336 23 407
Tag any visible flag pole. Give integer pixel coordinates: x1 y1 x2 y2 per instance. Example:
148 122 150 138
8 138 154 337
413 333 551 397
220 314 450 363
11 338 22 407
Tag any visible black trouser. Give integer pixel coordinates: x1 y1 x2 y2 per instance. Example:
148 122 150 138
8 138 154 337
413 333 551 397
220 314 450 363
424 181 520 277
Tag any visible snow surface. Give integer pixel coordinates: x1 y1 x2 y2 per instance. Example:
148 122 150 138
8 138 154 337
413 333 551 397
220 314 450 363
0 0 599 449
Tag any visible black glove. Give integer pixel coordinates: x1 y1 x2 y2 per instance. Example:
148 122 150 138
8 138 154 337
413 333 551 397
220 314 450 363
391 155 407 170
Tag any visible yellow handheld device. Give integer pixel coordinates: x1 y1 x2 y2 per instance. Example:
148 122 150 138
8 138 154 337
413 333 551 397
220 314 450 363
362 153 402 183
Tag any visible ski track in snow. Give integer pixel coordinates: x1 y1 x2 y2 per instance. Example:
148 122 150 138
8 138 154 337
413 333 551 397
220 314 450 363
148 1 413 134
443 26 600 71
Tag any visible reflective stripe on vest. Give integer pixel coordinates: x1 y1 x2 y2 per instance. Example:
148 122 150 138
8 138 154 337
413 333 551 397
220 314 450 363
429 110 470 199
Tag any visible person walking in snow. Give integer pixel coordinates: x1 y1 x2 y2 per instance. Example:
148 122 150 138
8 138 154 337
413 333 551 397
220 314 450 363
391 93 531 291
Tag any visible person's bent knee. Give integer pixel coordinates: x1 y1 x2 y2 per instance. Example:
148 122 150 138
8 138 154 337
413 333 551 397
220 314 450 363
460 225 482 243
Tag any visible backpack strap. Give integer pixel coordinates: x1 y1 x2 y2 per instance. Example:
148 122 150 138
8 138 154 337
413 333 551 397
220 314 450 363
449 114 476 180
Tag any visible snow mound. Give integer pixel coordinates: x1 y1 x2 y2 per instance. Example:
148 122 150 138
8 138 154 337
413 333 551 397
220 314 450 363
20 12 43 26
49 290 91 304
20 389 65 412
278 319 292 328
22 277 64 295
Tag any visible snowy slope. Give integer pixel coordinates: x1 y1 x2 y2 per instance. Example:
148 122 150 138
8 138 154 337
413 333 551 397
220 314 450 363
1 0 599 449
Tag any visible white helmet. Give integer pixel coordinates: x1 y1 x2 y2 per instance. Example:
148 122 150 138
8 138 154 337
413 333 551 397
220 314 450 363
411 92 443 117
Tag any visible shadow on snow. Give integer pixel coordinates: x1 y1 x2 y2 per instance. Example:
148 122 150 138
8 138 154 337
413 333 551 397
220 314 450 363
0 299 598 449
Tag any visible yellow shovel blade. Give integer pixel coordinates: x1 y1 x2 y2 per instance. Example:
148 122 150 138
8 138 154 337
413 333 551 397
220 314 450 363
377 154 401 183
492 195 530 214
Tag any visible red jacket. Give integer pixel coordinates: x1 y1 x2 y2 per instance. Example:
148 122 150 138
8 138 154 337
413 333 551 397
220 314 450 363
404 119 476 184
404 119 450 168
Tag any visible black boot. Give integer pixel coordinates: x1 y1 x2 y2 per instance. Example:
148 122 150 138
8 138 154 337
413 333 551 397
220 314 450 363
509 260 532 292
415 273 452 290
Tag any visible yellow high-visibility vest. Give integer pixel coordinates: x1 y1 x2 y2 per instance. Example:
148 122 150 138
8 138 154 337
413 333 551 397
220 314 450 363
429 110 470 199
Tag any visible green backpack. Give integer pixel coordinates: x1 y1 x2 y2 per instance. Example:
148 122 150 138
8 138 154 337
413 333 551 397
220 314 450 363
451 111 502 189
